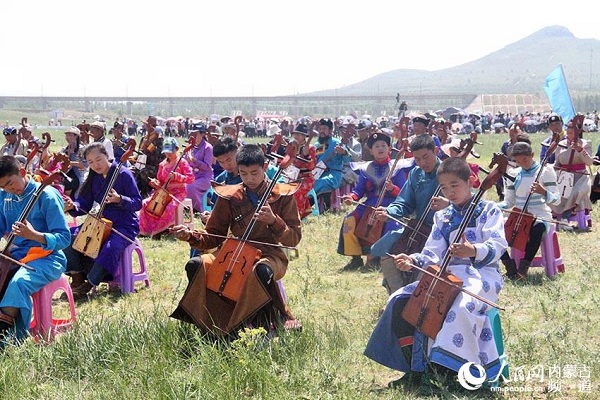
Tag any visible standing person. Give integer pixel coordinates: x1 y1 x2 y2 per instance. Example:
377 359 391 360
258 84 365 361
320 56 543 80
550 116 594 229
88 121 114 162
60 126 87 199
290 123 317 219
184 122 213 213
338 131 411 271
313 118 350 209
139 138 194 238
498 142 560 279
170 144 302 336
370 135 442 294
63 143 142 299
0 155 70 342
1 127 27 156
365 157 508 390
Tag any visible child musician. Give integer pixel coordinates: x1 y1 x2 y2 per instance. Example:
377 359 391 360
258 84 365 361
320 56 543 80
170 144 302 336
290 123 316 219
139 138 194 238
365 157 508 390
337 130 411 270
0 155 70 342
498 142 560 279
63 143 142 299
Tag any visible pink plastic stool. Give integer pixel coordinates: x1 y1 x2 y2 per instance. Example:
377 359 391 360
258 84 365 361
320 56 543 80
330 188 342 212
568 209 592 230
511 225 564 277
110 238 150 294
30 274 77 341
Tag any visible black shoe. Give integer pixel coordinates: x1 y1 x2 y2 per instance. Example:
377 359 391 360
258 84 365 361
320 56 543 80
518 259 530 278
388 372 423 389
501 259 518 280
342 256 364 271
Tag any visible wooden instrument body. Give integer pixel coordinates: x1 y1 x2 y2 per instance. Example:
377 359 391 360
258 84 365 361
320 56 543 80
145 187 171 218
354 208 385 246
0 260 19 300
205 238 262 302
72 216 113 259
390 219 432 255
504 207 535 252
401 265 463 339
556 169 574 198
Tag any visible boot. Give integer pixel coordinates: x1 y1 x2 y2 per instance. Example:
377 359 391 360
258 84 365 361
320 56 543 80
342 256 364 271
69 273 86 290
501 259 519 280
0 311 15 341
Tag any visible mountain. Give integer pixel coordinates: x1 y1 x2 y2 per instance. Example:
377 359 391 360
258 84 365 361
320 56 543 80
308 26 600 97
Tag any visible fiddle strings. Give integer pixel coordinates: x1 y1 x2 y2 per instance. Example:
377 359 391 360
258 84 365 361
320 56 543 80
348 201 428 238
406 185 442 244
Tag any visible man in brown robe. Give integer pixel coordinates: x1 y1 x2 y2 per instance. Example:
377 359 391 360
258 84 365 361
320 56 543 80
170 144 302 336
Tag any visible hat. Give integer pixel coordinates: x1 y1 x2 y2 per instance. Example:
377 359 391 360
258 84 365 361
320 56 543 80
548 114 563 124
189 122 207 133
318 118 334 131
267 123 282 137
366 130 391 148
161 138 179 153
357 119 372 130
292 123 309 136
89 121 105 131
2 126 17 135
412 115 430 126
441 138 462 157
209 114 220 124
65 126 81 137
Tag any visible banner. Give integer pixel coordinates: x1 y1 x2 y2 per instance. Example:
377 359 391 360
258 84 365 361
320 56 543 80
543 64 576 124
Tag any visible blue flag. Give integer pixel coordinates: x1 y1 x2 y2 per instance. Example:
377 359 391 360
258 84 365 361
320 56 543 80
544 64 576 124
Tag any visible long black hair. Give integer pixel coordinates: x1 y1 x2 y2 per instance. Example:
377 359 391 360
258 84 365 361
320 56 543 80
78 143 111 197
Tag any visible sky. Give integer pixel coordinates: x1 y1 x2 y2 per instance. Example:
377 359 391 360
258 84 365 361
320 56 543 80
2 0 599 97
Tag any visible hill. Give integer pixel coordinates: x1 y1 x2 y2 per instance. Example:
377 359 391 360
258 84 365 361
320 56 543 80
310 26 600 97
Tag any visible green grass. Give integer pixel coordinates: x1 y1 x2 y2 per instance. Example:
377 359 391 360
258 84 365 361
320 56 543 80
0 108 599 399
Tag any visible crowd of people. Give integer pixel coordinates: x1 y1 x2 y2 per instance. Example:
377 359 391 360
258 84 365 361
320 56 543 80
0 110 596 393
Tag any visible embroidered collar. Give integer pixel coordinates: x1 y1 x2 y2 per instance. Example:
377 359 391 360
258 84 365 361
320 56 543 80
14 178 37 201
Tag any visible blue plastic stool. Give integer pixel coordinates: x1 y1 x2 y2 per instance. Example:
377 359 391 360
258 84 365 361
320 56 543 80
487 308 509 384
307 188 319 216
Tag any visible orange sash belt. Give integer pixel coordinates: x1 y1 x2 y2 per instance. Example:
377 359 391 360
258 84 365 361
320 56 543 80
19 247 53 264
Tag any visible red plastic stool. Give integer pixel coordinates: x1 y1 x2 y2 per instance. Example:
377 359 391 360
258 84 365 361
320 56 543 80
30 274 77 342
110 238 150 294
511 225 564 277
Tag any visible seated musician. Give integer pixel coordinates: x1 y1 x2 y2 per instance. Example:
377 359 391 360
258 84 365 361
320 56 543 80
133 116 164 199
313 118 350 211
184 123 214 213
365 157 508 389
370 135 443 294
540 114 565 164
63 143 142 299
1 126 27 156
497 142 560 280
0 155 70 343
549 116 594 230
290 123 316 219
337 130 410 271
170 144 302 336
61 126 87 199
139 138 194 239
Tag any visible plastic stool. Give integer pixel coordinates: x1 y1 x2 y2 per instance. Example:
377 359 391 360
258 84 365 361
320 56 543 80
176 198 194 229
307 188 319 217
486 308 509 384
30 274 77 342
111 238 150 294
330 188 341 212
568 209 592 230
202 188 215 212
511 225 564 277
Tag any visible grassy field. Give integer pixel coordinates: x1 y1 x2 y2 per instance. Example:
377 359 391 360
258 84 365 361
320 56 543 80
0 109 599 399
